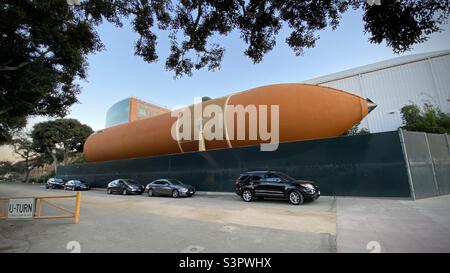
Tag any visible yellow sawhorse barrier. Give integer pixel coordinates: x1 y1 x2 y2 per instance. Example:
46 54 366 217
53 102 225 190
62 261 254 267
0 192 81 224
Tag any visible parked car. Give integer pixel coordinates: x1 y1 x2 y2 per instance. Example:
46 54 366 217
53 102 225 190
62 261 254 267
235 171 320 205
45 178 66 189
106 179 144 195
64 180 91 191
145 179 195 198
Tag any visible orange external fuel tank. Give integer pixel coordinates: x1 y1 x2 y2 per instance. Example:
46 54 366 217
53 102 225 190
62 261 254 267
83 83 376 162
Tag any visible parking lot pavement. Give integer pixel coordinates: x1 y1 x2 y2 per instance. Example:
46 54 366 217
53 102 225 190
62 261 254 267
0 183 336 253
337 196 450 253
1 183 449 253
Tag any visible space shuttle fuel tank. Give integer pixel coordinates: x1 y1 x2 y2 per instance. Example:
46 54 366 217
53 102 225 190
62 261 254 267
83 84 376 162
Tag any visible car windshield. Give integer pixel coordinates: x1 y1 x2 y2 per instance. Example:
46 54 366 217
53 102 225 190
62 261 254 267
275 172 296 182
123 179 139 186
167 179 183 185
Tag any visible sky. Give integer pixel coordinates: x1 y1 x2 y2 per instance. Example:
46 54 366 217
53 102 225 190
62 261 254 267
33 7 450 131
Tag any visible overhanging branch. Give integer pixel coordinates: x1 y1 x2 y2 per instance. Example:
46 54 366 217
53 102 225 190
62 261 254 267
0 62 29 71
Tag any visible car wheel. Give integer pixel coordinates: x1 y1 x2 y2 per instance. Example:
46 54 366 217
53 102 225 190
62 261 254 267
45 184 49 189
122 189 127 195
148 189 153 197
107 189 112 194
63 187 67 191
172 190 179 198
72 187 76 191
288 190 304 205
242 189 253 202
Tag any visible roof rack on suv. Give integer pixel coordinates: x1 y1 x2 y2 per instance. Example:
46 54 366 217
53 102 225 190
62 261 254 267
242 170 270 174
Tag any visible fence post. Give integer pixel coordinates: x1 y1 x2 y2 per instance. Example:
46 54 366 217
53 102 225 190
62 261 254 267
35 198 41 218
74 192 81 224
399 129 416 200
445 133 450 152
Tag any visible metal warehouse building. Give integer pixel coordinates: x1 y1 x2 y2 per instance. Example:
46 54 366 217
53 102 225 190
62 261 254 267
305 50 450 133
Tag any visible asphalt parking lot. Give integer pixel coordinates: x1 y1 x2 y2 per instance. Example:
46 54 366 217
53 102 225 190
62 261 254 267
1 183 450 253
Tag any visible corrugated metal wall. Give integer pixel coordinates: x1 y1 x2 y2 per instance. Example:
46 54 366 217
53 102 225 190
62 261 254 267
314 54 450 133
401 130 450 199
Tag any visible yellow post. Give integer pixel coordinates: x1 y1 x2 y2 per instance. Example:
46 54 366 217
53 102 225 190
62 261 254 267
35 198 41 218
74 192 81 224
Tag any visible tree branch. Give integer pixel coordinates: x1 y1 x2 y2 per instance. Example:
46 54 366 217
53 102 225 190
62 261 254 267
0 48 52 72
238 0 246 16
0 62 29 71
193 0 203 32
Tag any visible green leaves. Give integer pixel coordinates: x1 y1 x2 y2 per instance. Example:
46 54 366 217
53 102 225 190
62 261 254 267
164 0 450 77
0 0 99 143
363 0 450 53
401 103 450 134
31 119 93 155
344 123 370 136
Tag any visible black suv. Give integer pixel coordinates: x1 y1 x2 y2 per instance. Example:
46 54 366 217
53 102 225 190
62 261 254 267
235 171 320 205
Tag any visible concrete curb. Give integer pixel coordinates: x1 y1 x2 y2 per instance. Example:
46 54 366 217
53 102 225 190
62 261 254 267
194 191 236 196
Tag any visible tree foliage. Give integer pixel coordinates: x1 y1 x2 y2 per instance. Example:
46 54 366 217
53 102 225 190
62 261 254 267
11 132 49 182
400 103 450 134
31 119 93 167
1 0 449 143
344 123 370 136
0 0 104 143
0 161 16 178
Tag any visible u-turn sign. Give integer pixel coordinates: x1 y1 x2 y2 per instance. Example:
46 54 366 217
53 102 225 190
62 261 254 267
7 198 35 219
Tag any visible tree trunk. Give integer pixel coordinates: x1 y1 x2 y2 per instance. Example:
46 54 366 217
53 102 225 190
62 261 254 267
52 155 57 174
63 148 69 165
24 157 30 183
47 147 58 174
25 168 31 183
25 165 37 183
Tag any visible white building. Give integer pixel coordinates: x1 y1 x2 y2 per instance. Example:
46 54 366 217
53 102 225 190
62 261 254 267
304 50 450 133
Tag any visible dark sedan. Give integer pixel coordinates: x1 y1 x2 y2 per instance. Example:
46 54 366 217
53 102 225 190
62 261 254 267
64 180 91 191
45 178 66 189
145 179 195 198
106 179 144 195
